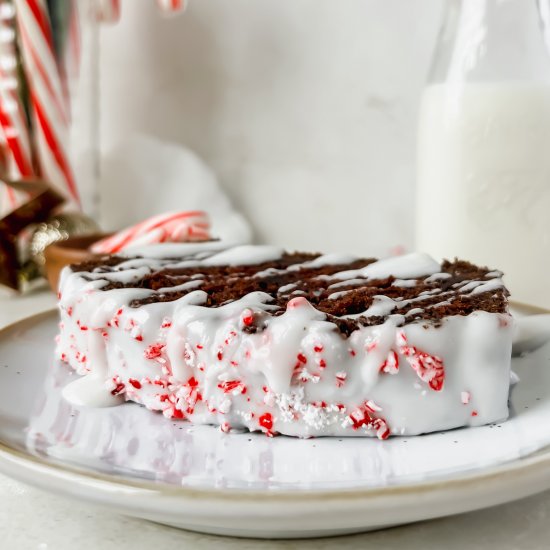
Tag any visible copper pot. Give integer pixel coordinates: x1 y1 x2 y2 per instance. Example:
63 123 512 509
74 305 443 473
44 233 110 292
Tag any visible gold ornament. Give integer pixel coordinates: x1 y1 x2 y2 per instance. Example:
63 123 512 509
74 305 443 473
27 212 100 270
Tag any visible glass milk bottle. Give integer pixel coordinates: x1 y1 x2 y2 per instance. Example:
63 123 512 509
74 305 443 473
416 0 550 308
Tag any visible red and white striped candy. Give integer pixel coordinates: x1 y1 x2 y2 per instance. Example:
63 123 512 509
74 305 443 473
95 0 121 24
156 0 188 16
0 2 35 213
95 0 188 24
65 1 82 79
14 0 80 206
91 211 211 254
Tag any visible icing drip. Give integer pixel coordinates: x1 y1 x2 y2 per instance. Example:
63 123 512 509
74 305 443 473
202 245 285 266
328 252 440 281
63 376 124 408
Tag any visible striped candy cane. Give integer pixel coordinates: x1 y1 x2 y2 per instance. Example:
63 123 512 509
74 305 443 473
95 0 121 24
0 126 17 213
0 2 35 213
156 0 188 15
65 1 82 78
91 211 211 254
94 0 188 26
0 4 33 176
14 0 80 206
15 0 69 122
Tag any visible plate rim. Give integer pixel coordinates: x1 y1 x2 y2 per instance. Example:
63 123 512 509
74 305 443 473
0 303 549 505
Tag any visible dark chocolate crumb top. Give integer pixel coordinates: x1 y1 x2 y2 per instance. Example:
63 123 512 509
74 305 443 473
70 252 509 335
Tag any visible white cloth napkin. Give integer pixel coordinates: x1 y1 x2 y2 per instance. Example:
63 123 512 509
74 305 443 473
99 134 252 244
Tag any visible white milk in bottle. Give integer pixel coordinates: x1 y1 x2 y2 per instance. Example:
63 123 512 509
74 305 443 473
416 0 550 307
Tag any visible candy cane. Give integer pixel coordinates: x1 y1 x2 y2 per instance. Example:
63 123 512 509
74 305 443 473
0 2 35 213
94 0 188 26
0 125 12 213
0 127 17 213
156 0 188 15
14 0 80 206
0 87 34 179
95 0 121 24
65 0 82 78
14 0 68 122
91 211 211 254
0 95 33 211
0 184 17 215
0 3 33 177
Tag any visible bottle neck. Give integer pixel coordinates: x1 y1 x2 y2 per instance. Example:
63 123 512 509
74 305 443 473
428 0 550 84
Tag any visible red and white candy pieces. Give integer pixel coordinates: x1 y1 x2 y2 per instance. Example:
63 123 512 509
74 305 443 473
91 211 211 254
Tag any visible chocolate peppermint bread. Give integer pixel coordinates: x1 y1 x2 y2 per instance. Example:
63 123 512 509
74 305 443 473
56 243 513 438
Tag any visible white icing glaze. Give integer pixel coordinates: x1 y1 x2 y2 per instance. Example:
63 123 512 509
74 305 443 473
471 279 506 296
424 272 452 282
63 375 124 408
121 240 231 258
56 246 513 438
202 245 285 266
327 278 367 290
363 296 398 317
393 279 418 288
329 252 440 282
292 253 359 269
278 283 297 293
327 291 351 300
156 279 204 294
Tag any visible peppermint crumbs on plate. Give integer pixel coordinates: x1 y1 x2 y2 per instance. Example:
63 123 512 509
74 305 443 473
56 244 514 439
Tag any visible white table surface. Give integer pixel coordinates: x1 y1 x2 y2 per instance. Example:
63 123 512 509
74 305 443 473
1 290 550 550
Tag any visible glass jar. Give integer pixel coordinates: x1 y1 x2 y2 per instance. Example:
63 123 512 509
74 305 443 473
0 0 98 216
416 0 550 307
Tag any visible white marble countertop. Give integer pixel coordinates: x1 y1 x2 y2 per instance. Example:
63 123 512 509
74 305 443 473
1 289 550 549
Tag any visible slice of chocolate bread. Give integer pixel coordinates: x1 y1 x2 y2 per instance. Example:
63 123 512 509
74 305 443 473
57 244 513 439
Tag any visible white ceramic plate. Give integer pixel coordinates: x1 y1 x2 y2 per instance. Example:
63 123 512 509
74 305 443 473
1 308 550 539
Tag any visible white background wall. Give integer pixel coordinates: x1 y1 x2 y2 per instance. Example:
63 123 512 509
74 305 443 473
99 0 443 256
